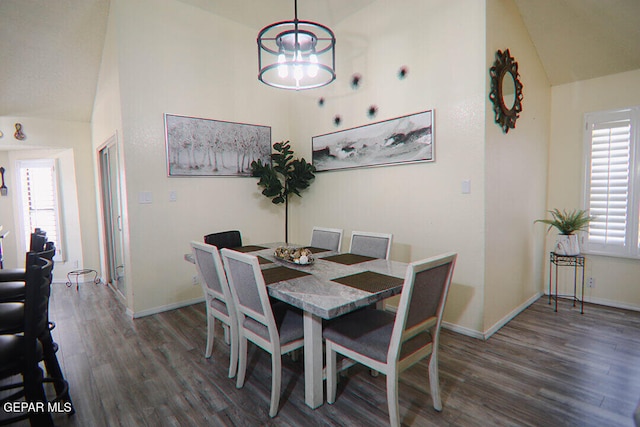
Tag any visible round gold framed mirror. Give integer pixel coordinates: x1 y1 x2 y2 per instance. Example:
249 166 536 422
489 49 523 133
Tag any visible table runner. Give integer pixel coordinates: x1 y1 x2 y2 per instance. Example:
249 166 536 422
263 266 311 285
332 271 404 293
322 253 377 265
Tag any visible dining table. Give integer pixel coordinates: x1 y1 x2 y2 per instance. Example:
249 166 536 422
185 242 409 409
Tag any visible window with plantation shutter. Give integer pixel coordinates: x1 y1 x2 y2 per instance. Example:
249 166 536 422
17 159 64 260
583 107 640 259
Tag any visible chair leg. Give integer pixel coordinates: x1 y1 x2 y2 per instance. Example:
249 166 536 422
326 342 337 404
236 335 247 389
269 353 282 417
227 322 238 379
24 366 54 427
386 370 400 427
223 324 231 345
40 332 75 414
428 352 442 411
205 314 215 358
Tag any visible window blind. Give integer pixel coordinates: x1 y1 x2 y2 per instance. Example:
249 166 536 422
18 160 63 258
587 118 631 248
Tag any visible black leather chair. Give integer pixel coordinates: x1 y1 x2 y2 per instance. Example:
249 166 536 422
204 230 242 249
0 253 60 426
0 231 48 285
0 246 74 419
0 242 55 303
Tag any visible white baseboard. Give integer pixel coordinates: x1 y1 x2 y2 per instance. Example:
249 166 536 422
481 292 542 340
441 322 485 340
131 296 205 319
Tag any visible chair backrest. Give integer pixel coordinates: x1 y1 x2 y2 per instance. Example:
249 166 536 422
204 230 242 250
220 249 278 343
24 253 54 352
190 241 231 304
310 226 343 252
30 231 47 252
388 252 457 363
349 231 393 259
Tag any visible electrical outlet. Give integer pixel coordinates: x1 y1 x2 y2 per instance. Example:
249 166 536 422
587 277 595 288
192 275 198 285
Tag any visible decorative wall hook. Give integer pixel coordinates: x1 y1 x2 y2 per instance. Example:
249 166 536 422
398 66 409 79
14 123 25 140
350 73 362 89
367 105 378 119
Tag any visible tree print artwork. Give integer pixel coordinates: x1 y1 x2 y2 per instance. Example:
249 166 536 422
165 114 271 176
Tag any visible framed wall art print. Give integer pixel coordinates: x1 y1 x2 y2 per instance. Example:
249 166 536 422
312 110 434 172
165 114 271 177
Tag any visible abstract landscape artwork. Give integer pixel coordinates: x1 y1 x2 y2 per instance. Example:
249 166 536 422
165 114 271 177
312 110 434 172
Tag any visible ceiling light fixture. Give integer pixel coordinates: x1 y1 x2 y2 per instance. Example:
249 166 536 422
257 0 336 90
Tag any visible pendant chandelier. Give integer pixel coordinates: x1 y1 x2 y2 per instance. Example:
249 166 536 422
257 0 336 90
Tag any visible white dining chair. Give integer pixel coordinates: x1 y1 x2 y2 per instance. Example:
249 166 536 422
190 241 239 378
324 252 457 427
349 230 393 259
220 248 305 418
310 226 343 252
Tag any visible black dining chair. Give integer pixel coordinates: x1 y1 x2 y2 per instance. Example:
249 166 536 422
0 253 66 426
204 230 242 250
0 244 74 417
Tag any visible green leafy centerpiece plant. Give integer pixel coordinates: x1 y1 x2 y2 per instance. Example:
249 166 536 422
535 208 594 255
251 141 316 243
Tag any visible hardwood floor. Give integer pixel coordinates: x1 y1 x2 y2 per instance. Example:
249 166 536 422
6 282 640 426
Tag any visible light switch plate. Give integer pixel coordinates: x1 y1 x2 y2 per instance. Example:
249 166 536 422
138 191 153 204
461 180 471 194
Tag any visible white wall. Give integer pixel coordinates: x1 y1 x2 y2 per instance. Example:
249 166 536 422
549 69 640 311
92 0 291 314
288 0 488 333
483 0 550 334
0 116 100 282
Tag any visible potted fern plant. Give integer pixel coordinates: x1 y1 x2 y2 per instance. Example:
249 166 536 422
251 141 316 243
535 208 594 255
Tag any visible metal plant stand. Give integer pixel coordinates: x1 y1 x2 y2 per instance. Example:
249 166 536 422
549 252 585 314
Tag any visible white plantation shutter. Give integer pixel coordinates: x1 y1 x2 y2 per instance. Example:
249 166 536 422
584 108 640 258
18 159 64 259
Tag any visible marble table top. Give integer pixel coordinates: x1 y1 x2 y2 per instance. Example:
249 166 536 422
252 243 408 320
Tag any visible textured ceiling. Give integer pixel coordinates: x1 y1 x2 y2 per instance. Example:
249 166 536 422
0 0 109 122
1 0 639 132
513 0 640 85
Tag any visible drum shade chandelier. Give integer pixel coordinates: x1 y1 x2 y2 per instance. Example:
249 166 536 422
257 0 336 90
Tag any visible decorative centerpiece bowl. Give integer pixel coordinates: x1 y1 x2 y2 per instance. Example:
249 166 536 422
274 247 314 265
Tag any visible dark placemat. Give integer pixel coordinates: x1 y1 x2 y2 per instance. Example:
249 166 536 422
263 266 311 285
307 246 332 254
322 253 377 265
257 256 273 265
232 245 268 253
332 271 404 293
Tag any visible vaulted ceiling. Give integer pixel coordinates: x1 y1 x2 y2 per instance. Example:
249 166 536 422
1 0 639 127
